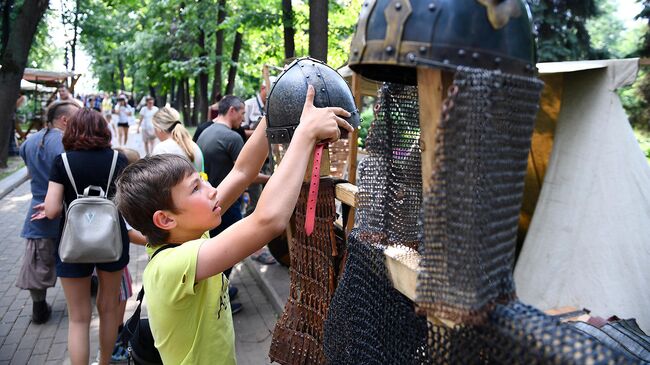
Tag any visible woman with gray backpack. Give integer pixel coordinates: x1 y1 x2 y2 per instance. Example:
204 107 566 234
32 108 130 365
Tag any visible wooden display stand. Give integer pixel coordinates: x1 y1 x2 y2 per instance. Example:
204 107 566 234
336 68 455 327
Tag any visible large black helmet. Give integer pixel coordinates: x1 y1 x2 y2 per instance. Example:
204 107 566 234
348 0 536 85
265 57 360 144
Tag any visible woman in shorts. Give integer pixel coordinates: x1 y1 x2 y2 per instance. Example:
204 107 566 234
137 96 158 155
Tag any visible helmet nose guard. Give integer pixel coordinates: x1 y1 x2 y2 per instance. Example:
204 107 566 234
265 57 361 144
348 0 537 85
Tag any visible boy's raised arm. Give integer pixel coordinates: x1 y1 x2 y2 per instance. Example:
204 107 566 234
196 85 353 281
215 116 270 213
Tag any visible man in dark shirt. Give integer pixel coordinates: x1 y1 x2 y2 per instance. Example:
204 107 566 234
197 95 269 313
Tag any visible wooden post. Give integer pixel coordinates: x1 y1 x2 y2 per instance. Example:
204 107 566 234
344 72 364 233
417 67 444 192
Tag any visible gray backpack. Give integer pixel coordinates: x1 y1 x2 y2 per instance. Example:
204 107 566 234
59 151 123 263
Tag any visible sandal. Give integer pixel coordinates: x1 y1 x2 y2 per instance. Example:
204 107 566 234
252 250 277 265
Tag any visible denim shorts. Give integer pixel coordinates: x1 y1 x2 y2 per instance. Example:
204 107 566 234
55 240 129 278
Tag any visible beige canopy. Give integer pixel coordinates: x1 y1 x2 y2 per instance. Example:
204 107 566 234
515 59 650 332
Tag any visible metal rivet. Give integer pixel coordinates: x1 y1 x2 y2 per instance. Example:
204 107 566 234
363 1 368 6
428 2 436 11
525 64 533 70
306 75 310 78
494 57 502 64
419 46 427 54
385 46 394 54
395 2 402 10
353 48 359 55
321 88 326 92
443 59 450 64
407 53 416 62
472 52 479 60
317 73 321 77
458 49 466 56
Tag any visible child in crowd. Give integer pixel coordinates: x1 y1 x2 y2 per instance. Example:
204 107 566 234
115 86 351 364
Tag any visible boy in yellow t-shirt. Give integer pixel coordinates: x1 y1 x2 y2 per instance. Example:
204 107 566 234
115 86 352 364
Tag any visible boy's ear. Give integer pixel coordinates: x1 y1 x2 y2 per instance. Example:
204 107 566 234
152 210 176 231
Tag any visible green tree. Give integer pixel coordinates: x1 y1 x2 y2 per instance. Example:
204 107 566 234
0 0 50 167
527 0 604 61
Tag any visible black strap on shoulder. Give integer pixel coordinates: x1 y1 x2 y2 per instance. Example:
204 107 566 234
120 244 176 346
135 244 176 301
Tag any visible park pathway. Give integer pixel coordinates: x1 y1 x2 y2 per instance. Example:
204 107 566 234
0 125 277 364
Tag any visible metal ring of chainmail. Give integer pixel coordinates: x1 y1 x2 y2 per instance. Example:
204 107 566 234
416 66 545 324
323 83 431 364
418 67 635 363
269 178 347 365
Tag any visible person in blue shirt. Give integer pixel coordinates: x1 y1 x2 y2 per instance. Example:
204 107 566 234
17 100 80 324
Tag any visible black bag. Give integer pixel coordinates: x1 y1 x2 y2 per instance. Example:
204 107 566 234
119 245 174 365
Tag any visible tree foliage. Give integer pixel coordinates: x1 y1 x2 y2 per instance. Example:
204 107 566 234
527 0 604 62
77 0 362 118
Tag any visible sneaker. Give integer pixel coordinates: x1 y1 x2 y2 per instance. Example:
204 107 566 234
110 343 129 363
228 286 239 301
231 302 243 315
251 249 277 265
31 301 51 324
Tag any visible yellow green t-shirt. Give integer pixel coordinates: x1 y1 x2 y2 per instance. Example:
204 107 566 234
144 237 236 365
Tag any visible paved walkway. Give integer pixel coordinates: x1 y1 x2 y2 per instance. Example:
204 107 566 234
0 126 279 364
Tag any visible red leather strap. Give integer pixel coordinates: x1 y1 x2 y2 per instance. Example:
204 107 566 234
305 143 325 236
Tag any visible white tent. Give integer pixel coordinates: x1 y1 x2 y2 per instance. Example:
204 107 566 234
514 59 650 332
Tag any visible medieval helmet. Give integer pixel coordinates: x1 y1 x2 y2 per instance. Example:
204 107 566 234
265 57 360 144
348 0 536 85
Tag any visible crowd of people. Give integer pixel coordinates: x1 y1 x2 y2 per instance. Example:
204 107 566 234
16 80 352 364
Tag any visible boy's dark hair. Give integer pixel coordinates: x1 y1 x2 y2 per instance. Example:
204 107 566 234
217 95 243 116
115 154 195 245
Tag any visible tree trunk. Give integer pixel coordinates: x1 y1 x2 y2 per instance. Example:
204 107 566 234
171 78 178 109
118 57 126 92
225 31 243 95
308 0 328 63
197 28 209 123
110 69 116 94
0 0 49 168
211 0 226 102
191 79 199 126
182 78 191 123
1 0 14 56
71 0 80 70
282 0 295 60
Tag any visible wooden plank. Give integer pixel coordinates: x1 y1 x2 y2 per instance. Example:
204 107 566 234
383 67 458 328
384 246 420 301
304 147 331 182
335 183 358 208
417 67 444 192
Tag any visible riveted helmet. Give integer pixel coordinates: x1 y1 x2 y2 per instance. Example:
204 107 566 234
265 57 360 144
348 0 536 85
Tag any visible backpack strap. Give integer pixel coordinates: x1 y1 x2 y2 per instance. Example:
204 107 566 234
137 244 176 300
61 153 80 197
105 151 119 198
119 244 176 347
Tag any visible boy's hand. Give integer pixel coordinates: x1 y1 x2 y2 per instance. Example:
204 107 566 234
297 85 354 143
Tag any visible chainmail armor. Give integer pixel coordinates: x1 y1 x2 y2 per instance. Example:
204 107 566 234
269 178 345 365
427 300 636 364
323 83 430 364
416 67 545 324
